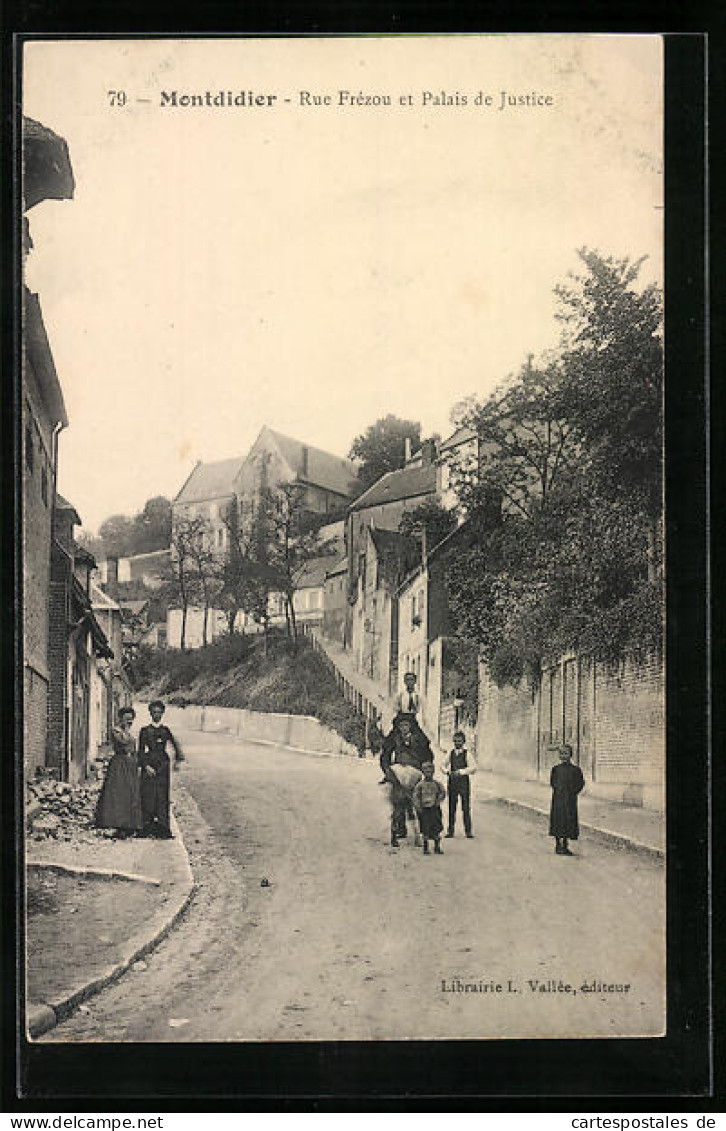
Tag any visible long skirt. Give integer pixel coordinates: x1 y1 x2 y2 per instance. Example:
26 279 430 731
549 790 580 839
95 755 143 831
140 758 171 832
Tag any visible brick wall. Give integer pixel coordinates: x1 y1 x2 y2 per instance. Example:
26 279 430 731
22 357 57 780
477 663 540 777
47 578 69 774
592 655 664 787
24 666 49 778
479 652 665 805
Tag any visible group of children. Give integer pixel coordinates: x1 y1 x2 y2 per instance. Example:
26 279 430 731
382 671 585 858
94 700 184 840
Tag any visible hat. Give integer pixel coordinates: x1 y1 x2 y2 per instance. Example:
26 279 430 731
421 760 435 770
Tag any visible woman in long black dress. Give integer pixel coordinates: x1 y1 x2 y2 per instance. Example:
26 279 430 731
549 743 585 856
95 707 143 837
138 700 184 838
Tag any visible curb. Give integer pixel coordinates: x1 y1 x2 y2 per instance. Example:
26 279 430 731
27 861 162 886
236 735 363 762
27 813 196 1040
480 792 665 860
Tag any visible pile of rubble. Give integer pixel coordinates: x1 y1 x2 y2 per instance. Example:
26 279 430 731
26 770 104 843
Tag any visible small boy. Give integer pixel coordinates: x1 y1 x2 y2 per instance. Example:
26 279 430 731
442 730 477 838
549 743 585 856
412 761 446 855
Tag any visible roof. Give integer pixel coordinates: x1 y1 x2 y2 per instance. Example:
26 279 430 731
55 494 80 524
439 424 477 453
74 544 96 568
25 291 68 428
348 463 437 512
119 599 149 617
91 581 120 612
23 117 75 212
293 550 345 590
174 457 246 505
266 428 359 499
325 555 348 580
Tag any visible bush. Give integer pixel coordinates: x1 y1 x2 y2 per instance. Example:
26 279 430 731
139 634 368 750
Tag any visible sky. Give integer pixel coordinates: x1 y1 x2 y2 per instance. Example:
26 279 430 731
23 35 663 533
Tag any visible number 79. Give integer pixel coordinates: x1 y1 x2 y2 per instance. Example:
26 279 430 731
107 91 127 107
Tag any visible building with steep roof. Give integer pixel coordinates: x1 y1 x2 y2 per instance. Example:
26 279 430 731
21 118 74 779
345 451 437 596
236 426 359 519
348 526 422 695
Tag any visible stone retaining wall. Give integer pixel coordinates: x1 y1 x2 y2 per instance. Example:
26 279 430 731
136 702 359 758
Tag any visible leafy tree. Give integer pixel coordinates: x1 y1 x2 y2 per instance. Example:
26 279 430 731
348 414 422 490
98 513 135 558
446 250 664 685
264 482 336 646
555 248 663 519
398 498 457 552
130 496 172 555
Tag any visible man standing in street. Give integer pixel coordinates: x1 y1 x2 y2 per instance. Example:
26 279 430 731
442 729 477 838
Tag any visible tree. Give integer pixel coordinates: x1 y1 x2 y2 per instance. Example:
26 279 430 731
182 517 221 648
348 414 422 490
458 357 578 521
98 513 135 558
96 496 172 559
219 498 275 643
168 518 197 650
265 482 335 647
445 249 664 685
398 498 457 552
130 496 172 555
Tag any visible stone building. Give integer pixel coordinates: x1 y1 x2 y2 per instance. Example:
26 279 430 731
21 117 74 780
345 443 438 594
349 528 421 697
48 497 114 782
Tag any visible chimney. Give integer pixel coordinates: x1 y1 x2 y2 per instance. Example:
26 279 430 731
404 437 412 463
421 439 437 466
301 444 309 477
106 555 119 598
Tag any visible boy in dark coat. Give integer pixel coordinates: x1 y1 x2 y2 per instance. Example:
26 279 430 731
549 743 585 855
138 700 184 838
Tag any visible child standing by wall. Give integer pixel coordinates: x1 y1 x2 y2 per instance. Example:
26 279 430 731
549 743 585 855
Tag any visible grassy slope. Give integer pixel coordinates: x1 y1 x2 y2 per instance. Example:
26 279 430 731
136 634 367 749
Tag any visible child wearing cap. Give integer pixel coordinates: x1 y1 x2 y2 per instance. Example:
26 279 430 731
412 761 446 855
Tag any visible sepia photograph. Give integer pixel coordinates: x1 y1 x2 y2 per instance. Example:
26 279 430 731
20 33 667 1049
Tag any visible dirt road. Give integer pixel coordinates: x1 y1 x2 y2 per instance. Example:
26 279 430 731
45 728 665 1042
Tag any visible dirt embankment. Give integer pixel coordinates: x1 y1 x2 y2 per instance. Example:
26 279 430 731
136 635 366 750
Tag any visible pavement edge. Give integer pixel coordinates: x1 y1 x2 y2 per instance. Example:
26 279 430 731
26 811 196 1040
483 793 665 861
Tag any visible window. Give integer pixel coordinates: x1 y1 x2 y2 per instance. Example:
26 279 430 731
25 420 34 473
41 465 48 506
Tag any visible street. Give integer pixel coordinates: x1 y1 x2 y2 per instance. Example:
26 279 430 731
44 727 666 1042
